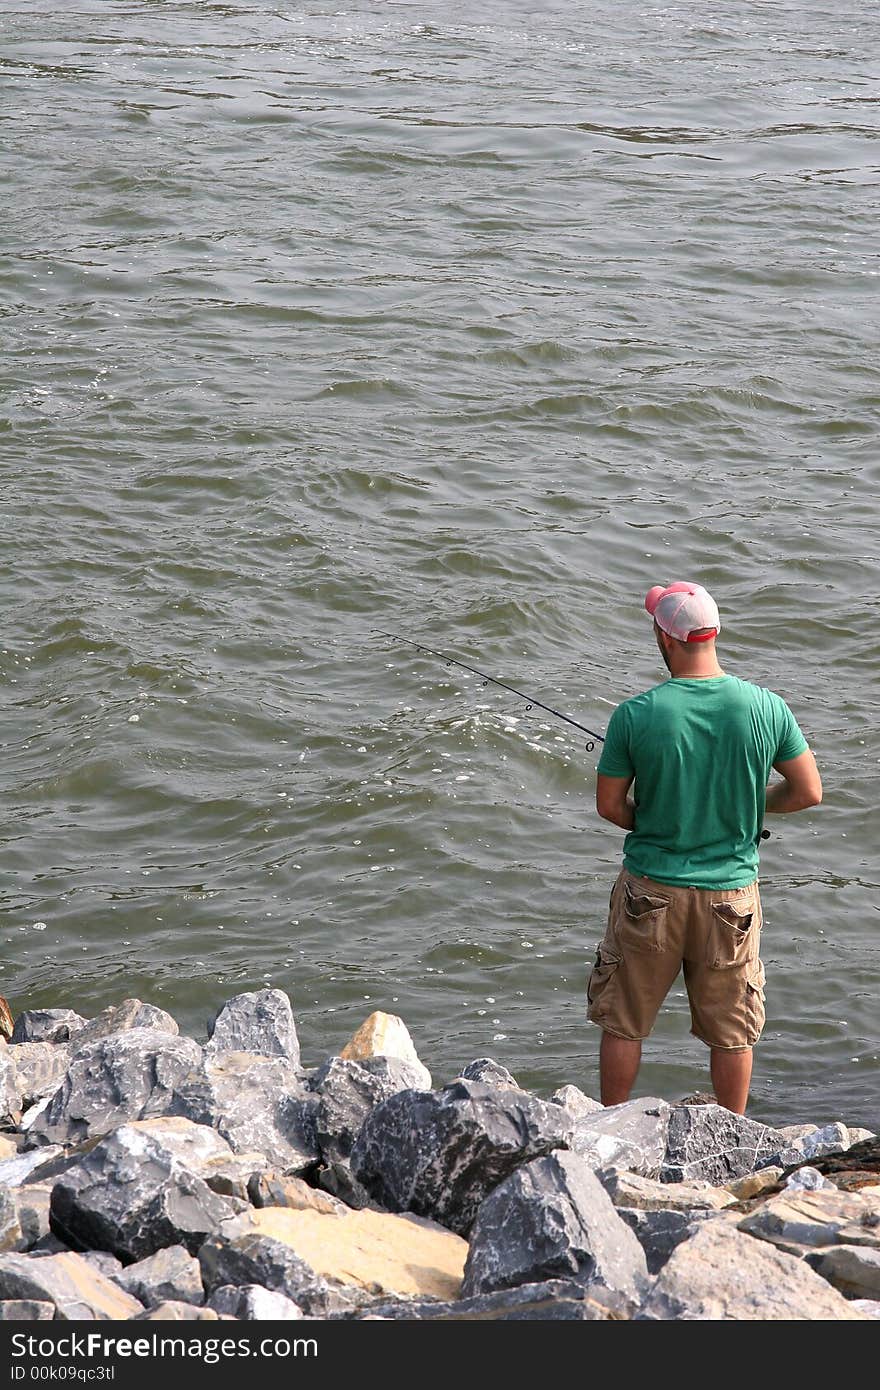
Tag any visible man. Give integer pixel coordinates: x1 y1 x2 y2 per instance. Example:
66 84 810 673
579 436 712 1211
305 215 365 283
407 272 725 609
588 581 822 1114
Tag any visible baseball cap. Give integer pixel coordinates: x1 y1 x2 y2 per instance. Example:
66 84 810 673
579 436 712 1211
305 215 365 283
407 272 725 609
645 581 721 643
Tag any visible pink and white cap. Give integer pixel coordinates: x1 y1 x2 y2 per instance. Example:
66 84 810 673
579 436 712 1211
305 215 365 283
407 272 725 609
645 581 721 643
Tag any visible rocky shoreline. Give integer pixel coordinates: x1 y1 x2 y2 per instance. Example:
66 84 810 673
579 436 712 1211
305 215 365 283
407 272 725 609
0 989 877 1321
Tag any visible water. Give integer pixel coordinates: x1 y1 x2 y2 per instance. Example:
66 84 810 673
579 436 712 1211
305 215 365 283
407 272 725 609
2 0 878 1131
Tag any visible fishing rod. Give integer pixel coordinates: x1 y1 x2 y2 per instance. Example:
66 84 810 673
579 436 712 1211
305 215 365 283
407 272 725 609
375 630 605 750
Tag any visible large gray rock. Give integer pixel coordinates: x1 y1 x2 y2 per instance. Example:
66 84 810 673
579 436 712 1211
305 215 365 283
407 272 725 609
350 1080 573 1236
170 1052 319 1174
636 1219 870 1320
70 999 179 1051
791 1123 850 1162
116 1117 267 1200
462 1150 647 1300
115 1245 204 1308
550 1085 604 1119
49 1125 236 1262
0 1252 143 1320
208 1283 304 1320
568 1097 672 1177
205 990 300 1067
660 1104 801 1184
364 1279 636 1321
311 1055 430 1210
11 1010 86 1045
197 1228 366 1318
26 1030 203 1148
455 1058 519 1088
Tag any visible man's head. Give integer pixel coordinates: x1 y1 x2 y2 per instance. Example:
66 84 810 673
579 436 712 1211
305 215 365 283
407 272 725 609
645 582 721 672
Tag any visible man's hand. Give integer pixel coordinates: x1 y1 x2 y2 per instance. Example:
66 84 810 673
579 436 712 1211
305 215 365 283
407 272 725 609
596 773 636 830
765 748 822 813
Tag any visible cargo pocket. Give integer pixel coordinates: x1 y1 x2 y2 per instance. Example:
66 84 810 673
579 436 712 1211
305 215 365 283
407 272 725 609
707 898 758 968
614 882 670 953
587 943 621 1018
745 961 766 1044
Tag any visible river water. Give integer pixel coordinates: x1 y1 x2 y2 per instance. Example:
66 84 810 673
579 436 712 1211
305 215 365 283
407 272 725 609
2 1 878 1130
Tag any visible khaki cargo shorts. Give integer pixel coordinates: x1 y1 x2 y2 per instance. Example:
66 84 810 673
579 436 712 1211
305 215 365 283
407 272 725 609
587 868 766 1051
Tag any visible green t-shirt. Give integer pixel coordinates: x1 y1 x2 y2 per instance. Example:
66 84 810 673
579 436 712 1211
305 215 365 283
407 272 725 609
596 675 809 889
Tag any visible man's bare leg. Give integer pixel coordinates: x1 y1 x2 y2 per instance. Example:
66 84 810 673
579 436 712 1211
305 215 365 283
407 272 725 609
599 1032 642 1105
710 1046 752 1114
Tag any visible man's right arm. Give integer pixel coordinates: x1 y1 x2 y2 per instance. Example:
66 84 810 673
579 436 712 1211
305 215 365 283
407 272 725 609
765 749 822 813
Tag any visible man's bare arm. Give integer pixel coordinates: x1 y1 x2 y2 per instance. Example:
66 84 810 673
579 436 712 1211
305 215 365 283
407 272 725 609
765 748 822 814
596 773 636 831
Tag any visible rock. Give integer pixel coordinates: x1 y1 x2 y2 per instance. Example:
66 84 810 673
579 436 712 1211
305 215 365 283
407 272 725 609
598 1168 735 1212
806 1244 880 1299
119 1117 267 1200
14 1186 52 1251
11 1010 86 1045
618 1207 718 1274
785 1166 834 1192
455 1058 517 1088
0 1191 22 1253
848 1129 876 1144
462 1150 647 1300
364 1279 635 1321
0 1148 64 1188
49 1124 236 1262
790 1123 851 1161
80 1252 124 1279
133 1302 219 1321
0 1051 22 1126
197 1229 365 1319
208 1284 304 1320
724 1168 784 1200
8 1043 72 1107
549 1085 603 1118
27 1030 203 1147
170 1053 318 1174
636 1219 870 1319
116 1245 204 1308
0 1252 143 1320
0 1301 55 1320
660 1104 801 1184
310 1055 430 1205
340 1012 431 1088
0 1137 18 1161
350 1080 573 1235
71 1000 179 1050
737 1188 880 1255
568 1098 672 1177
248 1173 346 1216
206 990 300 1067
208 1205 466 1304
850 1299 880 1318
775 1135 880 1186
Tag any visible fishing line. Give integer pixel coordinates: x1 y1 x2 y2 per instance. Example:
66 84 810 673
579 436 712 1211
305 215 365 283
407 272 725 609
375 630 605 750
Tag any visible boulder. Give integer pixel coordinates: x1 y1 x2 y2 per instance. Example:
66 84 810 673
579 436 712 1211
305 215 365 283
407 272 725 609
169 1052 318 1174
248 1172 346 1216
660 1104 801 1184
462 1150 647 1300
49 1125 236 1262
737 1187 880 1255
339 1012 430 1089
598 1168 735 1213
350 1080 572 1235
791 1123 851 1161
120 1117 267 1200
27 1030 203 1147
568 1097 672 1177
115 1245 204 1308
206 990 300 1067
364 1279 635 1321
549 1085 603 1119
70 1000 179 1050
0 1252 142 1320
311 1055 429 1168
636 1219 870 1320
11 1010 86 1045
208 1284 304 1319
8 1042 71 1107
197 1229 366 1319
455 1058 517 1088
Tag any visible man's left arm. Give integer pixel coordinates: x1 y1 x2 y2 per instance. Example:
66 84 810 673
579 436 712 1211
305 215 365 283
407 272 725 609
596 773 636 830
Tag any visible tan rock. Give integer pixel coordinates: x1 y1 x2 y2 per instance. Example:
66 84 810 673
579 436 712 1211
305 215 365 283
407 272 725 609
603 1169 735 1213
249 1172 347 1216
0 1137 18 1162
738 1187 880 1254
340 1013 431 1086
725 1168 783 1200
0 1252 142 1320
225 1204 466 1300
